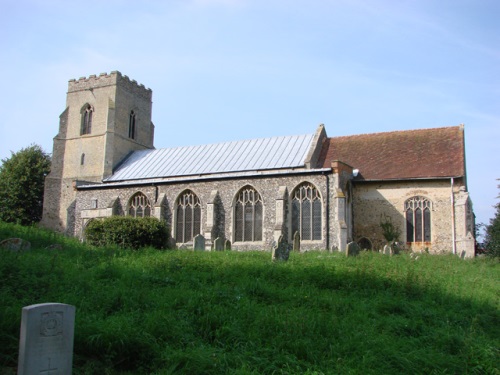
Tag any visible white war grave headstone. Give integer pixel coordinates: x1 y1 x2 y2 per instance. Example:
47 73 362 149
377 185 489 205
18 303 75 375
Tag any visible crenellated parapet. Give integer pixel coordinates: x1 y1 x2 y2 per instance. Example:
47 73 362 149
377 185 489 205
68 71 152 100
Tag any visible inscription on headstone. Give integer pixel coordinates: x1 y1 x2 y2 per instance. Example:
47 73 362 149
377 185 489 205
18 303 75 375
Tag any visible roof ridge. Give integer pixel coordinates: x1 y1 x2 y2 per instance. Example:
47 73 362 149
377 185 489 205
154 132 316 152
329 125 462 140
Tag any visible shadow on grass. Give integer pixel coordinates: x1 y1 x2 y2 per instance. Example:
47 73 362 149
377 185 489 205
0 223 498 374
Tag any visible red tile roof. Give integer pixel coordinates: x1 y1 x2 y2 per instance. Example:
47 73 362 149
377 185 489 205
319 126 465 180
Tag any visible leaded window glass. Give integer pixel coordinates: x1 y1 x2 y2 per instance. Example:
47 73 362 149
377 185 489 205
128 192 151 218
291 182 322 241
405 196 432 243
81 105 93 135
234 187 263 242
176 190 201 243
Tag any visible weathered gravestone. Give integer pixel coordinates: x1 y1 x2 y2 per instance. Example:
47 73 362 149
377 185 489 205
193 234 205 251
214 237 224 251
383 244 392 256
346 241 360 257
272 235 290 261
18 303 75 375
224 240 231 251
293 231 300 252
0 238 31 253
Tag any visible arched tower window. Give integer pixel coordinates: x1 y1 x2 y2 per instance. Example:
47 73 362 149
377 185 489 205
291 182 322 241
128 192 151 218
234 186 263 242
128 110 136 139
175 190 201 243
81 104 93 135
405 196 432 243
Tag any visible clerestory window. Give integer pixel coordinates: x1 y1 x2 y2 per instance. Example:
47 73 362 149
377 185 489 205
128 192 151 218
234 186 263 242
405 196 431 243
291 182 322 241
128 110 136 139
81 105 93 135
175 190 201 243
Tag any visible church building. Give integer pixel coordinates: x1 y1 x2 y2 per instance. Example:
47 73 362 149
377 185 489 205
41 71 476 257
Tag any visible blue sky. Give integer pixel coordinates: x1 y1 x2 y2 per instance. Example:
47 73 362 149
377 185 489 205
1 0 499 232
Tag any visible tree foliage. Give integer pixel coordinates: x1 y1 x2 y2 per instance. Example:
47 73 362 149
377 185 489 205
484 181 500 257
0 144 51 225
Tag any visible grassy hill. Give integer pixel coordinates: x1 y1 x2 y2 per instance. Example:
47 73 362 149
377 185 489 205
0 222 498 374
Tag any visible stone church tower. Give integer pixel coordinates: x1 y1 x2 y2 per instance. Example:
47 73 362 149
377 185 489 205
41 72 155 235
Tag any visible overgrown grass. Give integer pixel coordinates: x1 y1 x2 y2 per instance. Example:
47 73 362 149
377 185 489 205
0 222 498 374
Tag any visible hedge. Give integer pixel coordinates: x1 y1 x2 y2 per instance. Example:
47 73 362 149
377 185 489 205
84 216 169 250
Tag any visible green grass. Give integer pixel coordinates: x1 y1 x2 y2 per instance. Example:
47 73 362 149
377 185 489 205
0 221 499 374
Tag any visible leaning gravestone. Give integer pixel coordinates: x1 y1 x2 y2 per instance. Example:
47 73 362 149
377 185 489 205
193 234 205 251
293 231 300 252
272 235 290 261
18 303 75 375
214 237 224 251
0 238 31 253
346 241 360 257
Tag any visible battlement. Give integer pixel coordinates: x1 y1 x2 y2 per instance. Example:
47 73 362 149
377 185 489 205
68 71 152 99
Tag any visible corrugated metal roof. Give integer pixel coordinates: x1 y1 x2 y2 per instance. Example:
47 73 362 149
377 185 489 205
105 133 315 182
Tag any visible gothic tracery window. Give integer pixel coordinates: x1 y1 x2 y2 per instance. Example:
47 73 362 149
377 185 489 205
234 186 263 242
291 182 322 241
175 190 201 243
81 105 93 135
128 192 151 218
405 196 431 243
128 110 136 139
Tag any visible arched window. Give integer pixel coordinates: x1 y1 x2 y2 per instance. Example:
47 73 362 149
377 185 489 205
81 105 93 135
128 192 151 218
291 182 322 241
405 196 431 243
128 110 136 139
176 190 201 243
234 186 263 242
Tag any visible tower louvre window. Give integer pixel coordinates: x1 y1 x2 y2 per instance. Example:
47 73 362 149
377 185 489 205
128 110 136 139
81 105 93 135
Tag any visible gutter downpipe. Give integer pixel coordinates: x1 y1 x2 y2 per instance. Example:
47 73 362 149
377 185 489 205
451 177 456 255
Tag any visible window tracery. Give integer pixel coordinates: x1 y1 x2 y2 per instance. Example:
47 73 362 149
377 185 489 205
176 190 201 243
405 196 431 242
128 192 151 218
291 182 322 241
234 186 263 242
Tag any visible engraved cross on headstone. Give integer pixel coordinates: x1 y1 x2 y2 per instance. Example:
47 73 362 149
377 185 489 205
39 357 58 375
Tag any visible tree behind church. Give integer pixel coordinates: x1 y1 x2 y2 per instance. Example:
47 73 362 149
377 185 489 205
0 144 51 225
484 181 500 257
